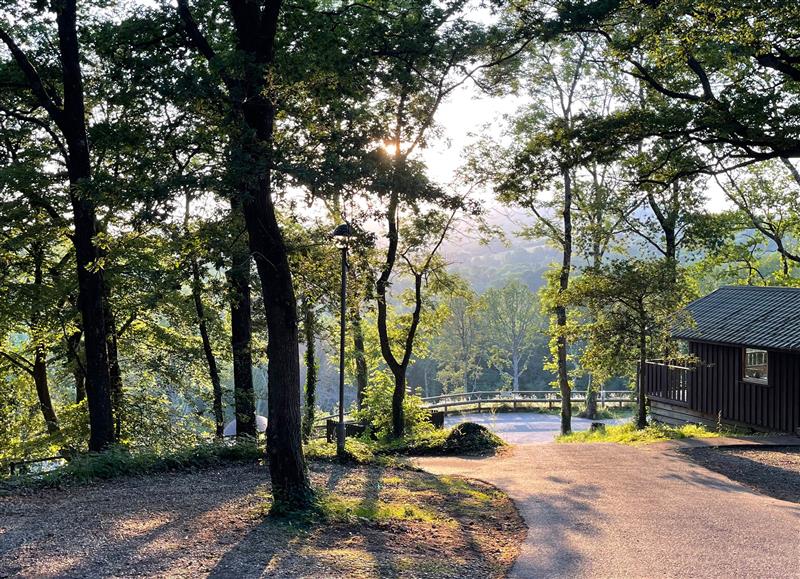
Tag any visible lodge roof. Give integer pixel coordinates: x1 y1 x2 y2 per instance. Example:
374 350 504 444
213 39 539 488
673 285 800 352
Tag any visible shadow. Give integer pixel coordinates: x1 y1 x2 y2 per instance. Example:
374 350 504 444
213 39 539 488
680 446 800 505
0 463 271 577
2 458 528 578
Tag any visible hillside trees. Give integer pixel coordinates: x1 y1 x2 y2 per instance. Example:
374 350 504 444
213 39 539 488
482 280 544 391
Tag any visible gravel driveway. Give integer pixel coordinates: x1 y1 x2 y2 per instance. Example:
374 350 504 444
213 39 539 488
416 442 800 578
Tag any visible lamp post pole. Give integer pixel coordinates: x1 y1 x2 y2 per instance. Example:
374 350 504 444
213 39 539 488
337 243 348 457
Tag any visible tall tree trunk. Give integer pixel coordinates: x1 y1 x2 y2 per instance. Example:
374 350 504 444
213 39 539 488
103 290 124 439
1 0 114 452
60 2 114 451
637 319 648 429
557 168 573 435
350 305 368 410
229 209 256 439
178 0 312 509
375 188 423 438
301 298 317 443
185 193 224 438
238 85 311 509
191 258 224 438
31 244 58 435
66 329 86 403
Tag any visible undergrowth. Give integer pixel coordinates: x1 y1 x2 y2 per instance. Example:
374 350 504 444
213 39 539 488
3 439 262 490
557 421 725 445
305 422 504 462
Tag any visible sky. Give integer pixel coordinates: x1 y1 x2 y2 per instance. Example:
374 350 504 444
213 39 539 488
421 81 732 215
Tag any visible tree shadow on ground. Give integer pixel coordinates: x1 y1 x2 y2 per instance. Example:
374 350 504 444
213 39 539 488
680 447 800 505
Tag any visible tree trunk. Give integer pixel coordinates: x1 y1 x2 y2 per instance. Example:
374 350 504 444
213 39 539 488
301 298 317 443
59 2 115 452
637 319 648 429
584 375 598 420
229 211 256 440
191 257 224 438
557 169 573 435
392 368 406 438
66 329 86 403
238 92 312 510
179 0 312 509
351 305 368 410
30 243 59 435
32 343 59 435
103 290 124 439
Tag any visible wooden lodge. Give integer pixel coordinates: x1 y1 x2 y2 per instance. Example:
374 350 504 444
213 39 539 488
642 286 800 434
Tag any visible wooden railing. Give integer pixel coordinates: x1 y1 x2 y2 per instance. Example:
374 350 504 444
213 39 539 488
641 360 692 407
309 389 634 426
420 389 634 415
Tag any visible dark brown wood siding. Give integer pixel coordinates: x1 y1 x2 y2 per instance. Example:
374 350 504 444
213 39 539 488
688 341 800 433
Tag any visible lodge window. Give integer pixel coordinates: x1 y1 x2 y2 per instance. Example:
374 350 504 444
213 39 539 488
743 348 768 384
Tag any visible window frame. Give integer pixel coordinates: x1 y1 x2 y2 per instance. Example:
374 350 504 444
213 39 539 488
742 347 769 385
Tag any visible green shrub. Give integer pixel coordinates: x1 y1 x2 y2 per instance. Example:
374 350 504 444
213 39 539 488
354 372 434 439
9 439 263 489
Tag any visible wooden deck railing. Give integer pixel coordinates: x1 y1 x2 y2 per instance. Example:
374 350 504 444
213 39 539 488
641 360 692 407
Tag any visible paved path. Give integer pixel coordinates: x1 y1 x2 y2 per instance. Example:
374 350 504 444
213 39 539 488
445 412 626 444
415 443 800 578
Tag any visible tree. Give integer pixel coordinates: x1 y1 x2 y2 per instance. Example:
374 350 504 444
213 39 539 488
715 161 800 278
482 280 543 391
489 36 599 434
432 288 486 393
1 1 115 450
533 0 800 172
569 260 693 428
177 0 314 509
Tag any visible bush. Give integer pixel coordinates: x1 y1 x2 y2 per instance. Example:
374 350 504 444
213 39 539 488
354 372 434 439
8 439 263 489
442 422 505 455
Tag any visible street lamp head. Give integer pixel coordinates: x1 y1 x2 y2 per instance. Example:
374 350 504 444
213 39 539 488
331 222 354 248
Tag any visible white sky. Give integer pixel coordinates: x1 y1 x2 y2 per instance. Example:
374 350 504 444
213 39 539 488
421 82 732 214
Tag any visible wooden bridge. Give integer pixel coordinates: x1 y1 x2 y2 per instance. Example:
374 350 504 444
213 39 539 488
420 389 634 416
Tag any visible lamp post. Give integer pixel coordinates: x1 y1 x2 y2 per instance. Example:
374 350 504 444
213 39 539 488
331 223 353 457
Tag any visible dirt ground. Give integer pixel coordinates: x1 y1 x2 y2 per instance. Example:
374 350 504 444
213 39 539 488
0 461 524 579
684 445 800 503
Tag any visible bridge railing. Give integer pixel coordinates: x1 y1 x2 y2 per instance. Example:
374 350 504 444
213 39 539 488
420 390 634 415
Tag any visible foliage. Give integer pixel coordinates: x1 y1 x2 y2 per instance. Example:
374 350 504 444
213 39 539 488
557 421 725 445
4 440 262 488
354 372 435 439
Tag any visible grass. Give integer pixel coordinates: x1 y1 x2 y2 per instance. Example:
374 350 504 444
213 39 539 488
5 421 503 493
557 420 725 445
319 494 440 523
305 422 505 462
